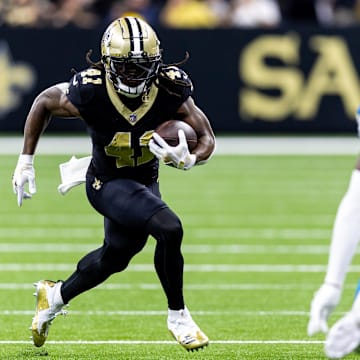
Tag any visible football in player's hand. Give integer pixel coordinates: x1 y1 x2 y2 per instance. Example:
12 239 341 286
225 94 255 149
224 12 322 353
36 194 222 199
155 120 198 151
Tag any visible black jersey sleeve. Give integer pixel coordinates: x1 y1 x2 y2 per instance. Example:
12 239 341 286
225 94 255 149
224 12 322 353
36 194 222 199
156 66 194 101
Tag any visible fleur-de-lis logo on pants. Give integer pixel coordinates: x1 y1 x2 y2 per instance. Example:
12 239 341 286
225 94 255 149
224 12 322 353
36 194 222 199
92 178 102 190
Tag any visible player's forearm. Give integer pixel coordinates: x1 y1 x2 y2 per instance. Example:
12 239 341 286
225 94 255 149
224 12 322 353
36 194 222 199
193 134 216 164
21 85 72 155
22 96 52 155
185 101 216 163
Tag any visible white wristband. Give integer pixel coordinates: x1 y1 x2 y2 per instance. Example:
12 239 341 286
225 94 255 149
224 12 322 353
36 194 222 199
18 154 34 164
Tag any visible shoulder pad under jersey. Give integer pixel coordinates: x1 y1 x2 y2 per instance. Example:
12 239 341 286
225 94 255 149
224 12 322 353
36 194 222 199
157 66 193 98
67 68 104 107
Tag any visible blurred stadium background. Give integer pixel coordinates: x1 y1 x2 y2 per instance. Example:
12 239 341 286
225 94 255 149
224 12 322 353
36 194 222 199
2 1 360 359
2 0 360 134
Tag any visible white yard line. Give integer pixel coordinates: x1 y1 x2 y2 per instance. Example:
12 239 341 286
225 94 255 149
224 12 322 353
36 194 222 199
0 227 331 239
0 340 324 344
0 310 313 316
1 263 360 272
1 136 360 155
0 243 335 253
0 283 353 290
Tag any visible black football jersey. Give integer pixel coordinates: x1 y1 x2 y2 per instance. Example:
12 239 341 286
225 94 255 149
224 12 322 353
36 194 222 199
66 66 193 184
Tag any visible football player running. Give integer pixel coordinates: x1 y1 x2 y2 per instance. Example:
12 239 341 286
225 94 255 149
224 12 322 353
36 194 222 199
307 108 360 358
12 17 215 351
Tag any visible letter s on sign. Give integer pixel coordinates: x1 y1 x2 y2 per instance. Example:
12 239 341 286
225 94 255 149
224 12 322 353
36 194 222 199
239 33 304 121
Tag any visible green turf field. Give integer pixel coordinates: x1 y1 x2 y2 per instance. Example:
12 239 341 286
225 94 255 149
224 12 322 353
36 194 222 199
2 153 360 359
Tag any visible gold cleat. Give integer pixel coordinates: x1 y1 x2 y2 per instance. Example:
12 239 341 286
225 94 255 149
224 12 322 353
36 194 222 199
169 329 209 351
167 307 209 351
31 280 66 347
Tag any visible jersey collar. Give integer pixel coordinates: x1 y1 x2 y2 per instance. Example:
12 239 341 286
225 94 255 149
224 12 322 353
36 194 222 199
105 77 158 126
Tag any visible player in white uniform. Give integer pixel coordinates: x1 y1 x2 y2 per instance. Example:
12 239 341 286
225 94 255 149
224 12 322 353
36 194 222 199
308 108 360 359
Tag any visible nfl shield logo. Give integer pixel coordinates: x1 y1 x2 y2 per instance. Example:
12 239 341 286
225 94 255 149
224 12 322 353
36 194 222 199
129 113 137 123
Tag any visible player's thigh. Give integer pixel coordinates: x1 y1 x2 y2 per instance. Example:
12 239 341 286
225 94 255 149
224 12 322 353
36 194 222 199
86 177 167 227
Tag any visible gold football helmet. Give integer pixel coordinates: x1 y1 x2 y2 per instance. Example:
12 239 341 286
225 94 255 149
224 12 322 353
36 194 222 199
101 17 162 98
